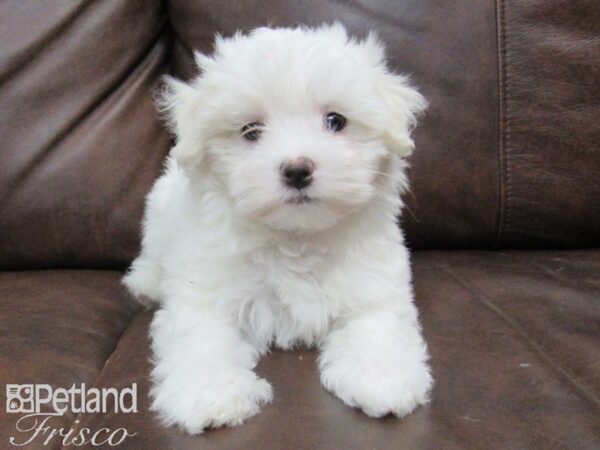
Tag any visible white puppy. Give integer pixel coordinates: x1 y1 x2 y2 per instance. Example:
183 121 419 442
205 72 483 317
123 24 432 434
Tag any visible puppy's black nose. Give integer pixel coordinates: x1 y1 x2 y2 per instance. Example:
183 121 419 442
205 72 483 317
281 157 315 190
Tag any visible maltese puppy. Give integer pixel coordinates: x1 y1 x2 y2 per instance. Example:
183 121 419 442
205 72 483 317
124 24 432 434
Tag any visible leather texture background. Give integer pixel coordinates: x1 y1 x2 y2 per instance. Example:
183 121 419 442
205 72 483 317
0 271 139 446
0 0 171 270
496 0 600 248
0 1 599 449
3 252 594 450
1 1 599 271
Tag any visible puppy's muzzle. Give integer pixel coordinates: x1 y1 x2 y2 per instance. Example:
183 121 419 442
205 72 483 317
281 157 315 190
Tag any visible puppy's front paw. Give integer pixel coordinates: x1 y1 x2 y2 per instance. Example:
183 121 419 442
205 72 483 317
150 369 273 434
320 355 432 418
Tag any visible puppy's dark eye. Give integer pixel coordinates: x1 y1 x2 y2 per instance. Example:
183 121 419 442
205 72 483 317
241 122 264 141
323 112 346 132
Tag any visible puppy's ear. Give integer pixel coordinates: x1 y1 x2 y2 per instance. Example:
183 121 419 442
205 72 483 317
378 74 428 157
157 76 204 166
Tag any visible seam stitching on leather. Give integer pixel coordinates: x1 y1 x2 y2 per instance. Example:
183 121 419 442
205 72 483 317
494 0 510 248
440 266 600 411
59 310 143 449
502 0 514 240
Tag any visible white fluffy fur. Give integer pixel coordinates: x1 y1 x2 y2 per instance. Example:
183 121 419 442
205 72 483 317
123 24 432 434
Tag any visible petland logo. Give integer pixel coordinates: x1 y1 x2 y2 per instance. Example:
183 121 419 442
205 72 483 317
5 383 138 447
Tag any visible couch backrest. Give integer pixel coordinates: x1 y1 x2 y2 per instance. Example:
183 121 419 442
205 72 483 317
1 0 599 270
0 0 171 269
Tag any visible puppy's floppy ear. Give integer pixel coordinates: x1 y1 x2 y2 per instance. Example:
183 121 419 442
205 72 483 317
378 74 428 157
157 76 204 166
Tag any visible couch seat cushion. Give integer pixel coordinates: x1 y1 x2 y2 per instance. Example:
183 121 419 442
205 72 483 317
3 251 599 449
0 271 138 448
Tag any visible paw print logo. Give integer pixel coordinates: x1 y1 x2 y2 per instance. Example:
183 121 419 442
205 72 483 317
6 384 35 413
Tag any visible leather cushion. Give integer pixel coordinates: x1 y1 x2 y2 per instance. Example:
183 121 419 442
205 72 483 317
2 0 599 267
70 251 600 449
495 0 600 248
0 0 171 270
0 270 139 448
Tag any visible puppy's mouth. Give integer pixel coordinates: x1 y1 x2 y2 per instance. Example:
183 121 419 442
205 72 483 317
285 194 313 205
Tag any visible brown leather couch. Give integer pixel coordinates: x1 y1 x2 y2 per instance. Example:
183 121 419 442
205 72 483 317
1 1 599 449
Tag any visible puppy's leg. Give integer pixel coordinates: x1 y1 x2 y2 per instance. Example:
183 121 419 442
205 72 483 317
122 256 161 306
150 303 272 434
319 307 432 418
